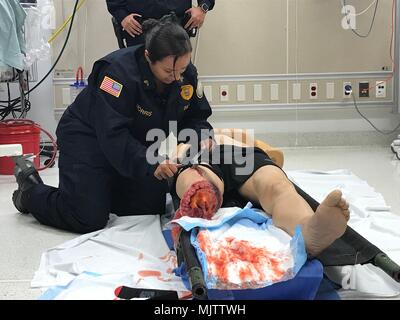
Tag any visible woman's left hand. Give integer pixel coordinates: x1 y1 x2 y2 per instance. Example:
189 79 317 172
154 160 181 180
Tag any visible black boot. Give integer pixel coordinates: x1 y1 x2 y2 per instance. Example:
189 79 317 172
12 156 43 214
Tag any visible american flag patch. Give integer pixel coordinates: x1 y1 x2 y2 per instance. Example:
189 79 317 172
100 76 123 98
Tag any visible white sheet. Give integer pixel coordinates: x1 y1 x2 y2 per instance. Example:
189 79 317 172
32 214 187 299
288 169 400 297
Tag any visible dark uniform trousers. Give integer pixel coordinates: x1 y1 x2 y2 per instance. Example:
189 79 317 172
106 0 215 47
25 151 167 234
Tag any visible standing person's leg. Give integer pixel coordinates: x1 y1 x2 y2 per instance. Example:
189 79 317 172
13 153 113 234
125 33 144 47
238 165 350 257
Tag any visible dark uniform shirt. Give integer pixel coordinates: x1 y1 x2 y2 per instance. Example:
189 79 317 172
56 45 213 180
106 0 215 24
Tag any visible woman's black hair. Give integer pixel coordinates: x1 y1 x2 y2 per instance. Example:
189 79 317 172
142 13 192 63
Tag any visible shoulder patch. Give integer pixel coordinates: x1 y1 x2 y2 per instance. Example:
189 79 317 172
100 76 123 98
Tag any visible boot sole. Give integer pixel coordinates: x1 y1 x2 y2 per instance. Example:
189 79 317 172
12 190 29 214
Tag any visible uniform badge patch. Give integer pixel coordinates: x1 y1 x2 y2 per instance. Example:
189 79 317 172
100 76 123 98
180 84 194 101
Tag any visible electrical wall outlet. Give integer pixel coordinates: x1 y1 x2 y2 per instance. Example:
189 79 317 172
270 84 279 101
309 83 318 99
220 85 229 102
62 87 71 106
359 82 369 98
326 82 335 99
343 82 352 98
204 85 213 102
253 84 262 101
237 84 246 102
292 83 301 100
376 81 386 98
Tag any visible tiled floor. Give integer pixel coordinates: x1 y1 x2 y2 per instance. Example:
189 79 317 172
0 145 399 299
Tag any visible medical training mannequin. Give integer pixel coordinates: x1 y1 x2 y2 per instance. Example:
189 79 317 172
171 137 350 257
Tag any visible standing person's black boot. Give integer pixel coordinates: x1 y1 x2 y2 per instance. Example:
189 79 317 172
12 156 43 213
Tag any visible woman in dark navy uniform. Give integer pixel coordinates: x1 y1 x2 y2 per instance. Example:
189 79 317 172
12 14 214 233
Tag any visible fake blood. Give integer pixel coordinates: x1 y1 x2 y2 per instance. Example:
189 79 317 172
197 232 286 285
138 270 162 277
137 270 171 282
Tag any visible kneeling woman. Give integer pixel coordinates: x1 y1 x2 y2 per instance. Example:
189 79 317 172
12 14 214 233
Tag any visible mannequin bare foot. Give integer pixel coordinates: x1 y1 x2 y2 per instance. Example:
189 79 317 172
302 190 350 257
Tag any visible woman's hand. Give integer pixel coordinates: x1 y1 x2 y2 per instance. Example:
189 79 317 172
154 159 181 180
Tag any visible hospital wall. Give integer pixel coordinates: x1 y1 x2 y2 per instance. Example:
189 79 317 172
49 0 400 146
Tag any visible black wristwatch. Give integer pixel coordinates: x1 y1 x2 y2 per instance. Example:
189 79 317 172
199 2 209 13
